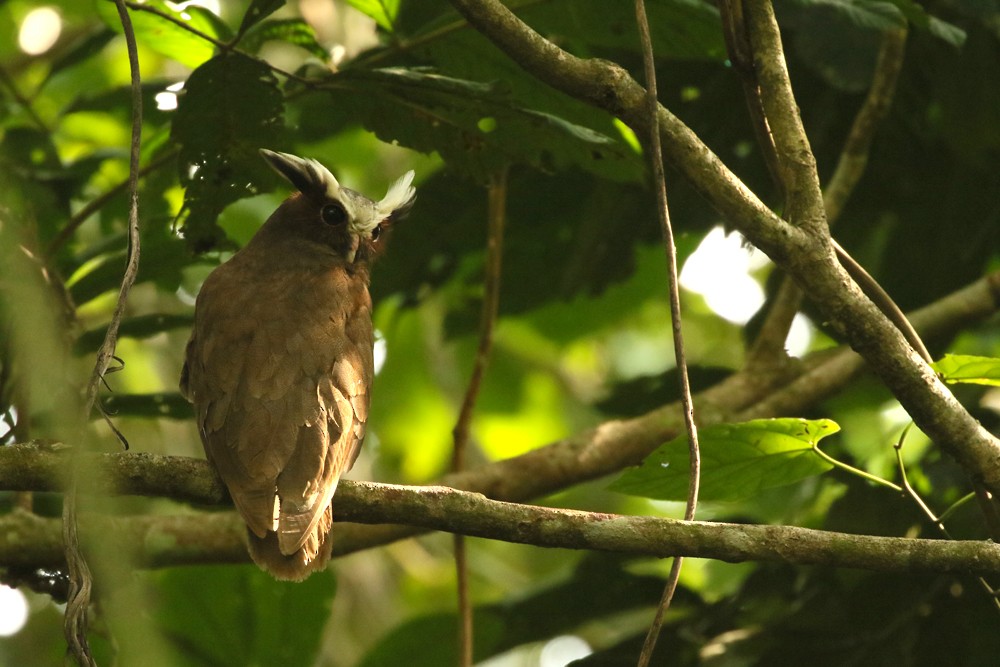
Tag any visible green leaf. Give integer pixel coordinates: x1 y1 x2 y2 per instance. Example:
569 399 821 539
241 18 328 60
346 0 401 31
171 52 285 251
609 418 839 502
932 354 1000 386
237 0 286 37
154 565 334 665
520 0 726 60
311 68 641 182
885 0 967 46
927 16 967 47
96 0 230 69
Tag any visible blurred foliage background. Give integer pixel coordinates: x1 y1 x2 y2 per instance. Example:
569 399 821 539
0 0 999 664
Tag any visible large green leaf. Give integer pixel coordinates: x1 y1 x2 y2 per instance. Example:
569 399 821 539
520 0 726 60
932 354 1000 387
154 565 335 666
309 68 641 183
171 52 285 251
609 418 839 502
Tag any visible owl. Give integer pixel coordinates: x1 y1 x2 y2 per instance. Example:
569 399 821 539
181 149 416 580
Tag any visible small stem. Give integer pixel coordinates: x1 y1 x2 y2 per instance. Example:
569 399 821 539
633 0 699 664
450 169 508 667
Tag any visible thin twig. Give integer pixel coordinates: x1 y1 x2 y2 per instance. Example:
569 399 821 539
62 1 143 664
893 429 1000 611
632 1 699 664
0 66 49 132
450 169 508 667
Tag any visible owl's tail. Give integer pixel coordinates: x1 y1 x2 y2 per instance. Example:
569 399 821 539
246 525 332 581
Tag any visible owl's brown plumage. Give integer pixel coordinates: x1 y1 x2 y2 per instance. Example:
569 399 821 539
181 150 415 580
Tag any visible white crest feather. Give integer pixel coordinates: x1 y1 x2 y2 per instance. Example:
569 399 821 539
376 170 416 221
259 149 341 200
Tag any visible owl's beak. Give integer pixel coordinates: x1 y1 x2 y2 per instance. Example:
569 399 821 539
345 233 361 264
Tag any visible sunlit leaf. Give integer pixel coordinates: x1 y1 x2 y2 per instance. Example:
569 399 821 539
932 354 1000 387
97 0 230 69
609 419 839 502
346 0 401 31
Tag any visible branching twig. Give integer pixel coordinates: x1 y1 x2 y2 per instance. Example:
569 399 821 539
449 169 508 666
62 2 143 664
632 1 699 664
745 27 913 366
0 65 50 133
893 430 1000 611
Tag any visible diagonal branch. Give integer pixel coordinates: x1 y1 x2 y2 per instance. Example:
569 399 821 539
444 0 1000 497
745 26 910 366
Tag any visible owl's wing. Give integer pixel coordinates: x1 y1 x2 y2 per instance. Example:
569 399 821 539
183 262 372 559
274 354 369 556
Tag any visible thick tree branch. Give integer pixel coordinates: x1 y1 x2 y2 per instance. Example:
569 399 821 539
743 0 825 232
2 485 1000 575
445 0 1000 496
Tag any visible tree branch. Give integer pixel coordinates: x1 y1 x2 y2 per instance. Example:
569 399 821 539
444 0 1000 496
2 484 1000 575
1 271 996 558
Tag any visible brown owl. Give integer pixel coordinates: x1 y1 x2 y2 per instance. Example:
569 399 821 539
181 149 416 580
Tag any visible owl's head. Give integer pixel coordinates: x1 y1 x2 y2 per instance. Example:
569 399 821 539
257 149 416 265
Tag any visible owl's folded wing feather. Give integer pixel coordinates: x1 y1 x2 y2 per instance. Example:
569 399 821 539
183 261 372 562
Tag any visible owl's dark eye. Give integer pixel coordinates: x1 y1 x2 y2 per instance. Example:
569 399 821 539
370 224 382 241
321 203 347 226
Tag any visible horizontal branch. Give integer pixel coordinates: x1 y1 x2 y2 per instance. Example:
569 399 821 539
2 270 998 559
2 483 999 575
